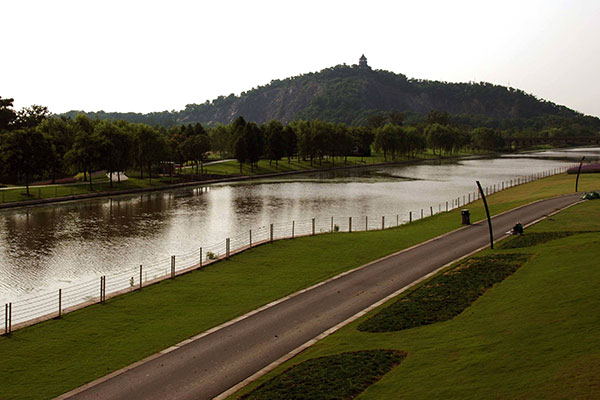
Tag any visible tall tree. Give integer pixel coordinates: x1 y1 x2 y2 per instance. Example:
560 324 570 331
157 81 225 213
244 122 264 171
263 120 284 167
0 128 50 195
15 105 50 129
471 127 504 151
425 123 454 156
232 116 248 173
282 125 298 163
135 124 168 183
0 97 17 132
38 116 75 183
350 126 374 161
96 120 133 187
233 134 247 173
64 129 104 190
209 124 231 157
374 123 402 160
179 133 211 174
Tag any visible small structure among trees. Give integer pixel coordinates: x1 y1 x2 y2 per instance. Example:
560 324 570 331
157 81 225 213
358 54 370 69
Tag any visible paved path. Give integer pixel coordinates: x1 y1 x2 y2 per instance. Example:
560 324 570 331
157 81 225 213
62 193 583 400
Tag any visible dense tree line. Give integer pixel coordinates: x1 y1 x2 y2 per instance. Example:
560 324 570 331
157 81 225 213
0 96 592 195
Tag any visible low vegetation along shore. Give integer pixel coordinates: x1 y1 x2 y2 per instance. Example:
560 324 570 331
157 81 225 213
0 173 598 399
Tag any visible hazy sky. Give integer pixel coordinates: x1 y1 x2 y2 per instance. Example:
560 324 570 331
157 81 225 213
3 0 599 117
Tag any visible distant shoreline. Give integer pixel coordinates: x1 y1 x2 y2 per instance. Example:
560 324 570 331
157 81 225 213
0 147 583 210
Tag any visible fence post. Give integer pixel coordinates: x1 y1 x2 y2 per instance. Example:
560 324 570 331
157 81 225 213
312 219 315 236
409 211 412 223
331 216 333 232
58 289 62 318
5 303 11 335
171 255 176 278
199 248 203 268
421 209 423 219
249 230 252 247
139 265 143 289
349 217 352 232
446 201 448 212
365 216 368 231
463 195 465 204
397 214 399 226
468 193 471 203
382 216 385 229
226 238 231 258
430 206 433 216
292 221 295 238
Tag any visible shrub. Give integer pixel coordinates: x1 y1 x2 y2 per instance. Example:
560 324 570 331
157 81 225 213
358 253 530 332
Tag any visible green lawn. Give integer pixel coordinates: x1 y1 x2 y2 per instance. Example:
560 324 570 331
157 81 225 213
0 172 598 399
0 176 174 203
184 152 434 176
233 199 600 399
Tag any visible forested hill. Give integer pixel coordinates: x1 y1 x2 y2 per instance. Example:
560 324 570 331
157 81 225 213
64 60 600 130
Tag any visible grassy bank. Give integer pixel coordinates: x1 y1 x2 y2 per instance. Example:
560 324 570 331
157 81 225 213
0 172 598 399
233 199 600 399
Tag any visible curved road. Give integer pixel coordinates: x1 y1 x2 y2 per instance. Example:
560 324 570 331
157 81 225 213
60 193 583 400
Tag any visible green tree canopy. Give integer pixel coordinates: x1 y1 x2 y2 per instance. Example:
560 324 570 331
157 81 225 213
0 128 51 195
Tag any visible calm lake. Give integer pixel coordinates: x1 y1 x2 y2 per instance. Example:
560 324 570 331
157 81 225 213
1 147 598 304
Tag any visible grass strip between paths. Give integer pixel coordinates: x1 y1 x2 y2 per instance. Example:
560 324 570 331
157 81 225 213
239 350 406 400
358 253 531 332
497 230 598 249
0 173 598 399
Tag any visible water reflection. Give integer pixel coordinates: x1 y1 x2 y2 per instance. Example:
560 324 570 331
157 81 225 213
0 148 598 302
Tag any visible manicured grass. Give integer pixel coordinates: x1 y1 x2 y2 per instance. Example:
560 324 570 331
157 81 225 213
0 173 598 399
240 350 406 400
233 200 600 399
198 153 427 176
358 253 530 332
0 176 173 203
497 231 598 249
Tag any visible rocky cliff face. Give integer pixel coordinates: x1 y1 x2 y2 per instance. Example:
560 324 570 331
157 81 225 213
176 64 577 126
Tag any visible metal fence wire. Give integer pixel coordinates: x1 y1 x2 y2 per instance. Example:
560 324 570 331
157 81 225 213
1 166 572 335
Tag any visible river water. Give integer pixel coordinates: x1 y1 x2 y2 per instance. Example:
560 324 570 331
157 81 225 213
1 147 598 304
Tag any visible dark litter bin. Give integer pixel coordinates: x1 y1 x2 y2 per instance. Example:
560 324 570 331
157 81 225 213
461 209 471 225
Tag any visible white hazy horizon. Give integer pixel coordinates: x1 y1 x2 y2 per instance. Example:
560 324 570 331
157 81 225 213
2 0 599 117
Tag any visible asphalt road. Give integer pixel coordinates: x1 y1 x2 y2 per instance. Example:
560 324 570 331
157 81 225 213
62 193 582 400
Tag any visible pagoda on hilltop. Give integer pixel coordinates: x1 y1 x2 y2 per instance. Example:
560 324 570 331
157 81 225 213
358 54 370 69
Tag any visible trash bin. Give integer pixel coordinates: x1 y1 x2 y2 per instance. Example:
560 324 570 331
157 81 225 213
461 209 470 225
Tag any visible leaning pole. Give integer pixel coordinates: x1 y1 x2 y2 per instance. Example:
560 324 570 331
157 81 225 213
575 156 585 193
476 180 494 250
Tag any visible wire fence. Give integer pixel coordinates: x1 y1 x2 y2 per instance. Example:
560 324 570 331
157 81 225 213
1 166 573 335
